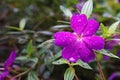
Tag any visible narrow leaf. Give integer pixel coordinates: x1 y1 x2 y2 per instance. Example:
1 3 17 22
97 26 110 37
27 71 39 80
28 57 38 63
72 60 92 69
16 56 28 61
97 49 119 59
51 25 70 30
19 18 26 30
108 21 120 34
60 5 72 18
27 40 35 57
64 67 74 80
37 39 54 48
52 58 69 65
81 0 93 18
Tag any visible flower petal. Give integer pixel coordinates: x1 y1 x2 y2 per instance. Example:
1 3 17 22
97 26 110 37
106 40 118 50
78 42 95 63
82 19 99 36
0 71 9 80
54 31 76 47
70 14 87 34
4 51 16 70
62 44 80 62
83 36 104 50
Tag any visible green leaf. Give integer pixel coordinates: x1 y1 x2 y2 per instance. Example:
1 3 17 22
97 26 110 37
100 23 109 38
19 18 26 30
45 51 61 64
108 21 120 35
6 26 21 31
16 56 28 61
16 56 38 63
37 39 54 48
81 0 93 18
60 5 72 18
27 40 35 57
64 67 74 80
97 49 119 59
51 25 70 30
28 57 38 63
100 23 108 34
27 71 39 80
72 60 92 69
52 58 69 65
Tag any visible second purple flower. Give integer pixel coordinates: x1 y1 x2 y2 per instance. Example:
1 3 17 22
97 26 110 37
54 14 104 63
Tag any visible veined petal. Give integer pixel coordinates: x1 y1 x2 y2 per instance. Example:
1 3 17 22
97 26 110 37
78 42 95 63
83 35 104 50
70 14 87 34
82 19 99 36
4 51 16 70
62 44 80 62
54 31 76 47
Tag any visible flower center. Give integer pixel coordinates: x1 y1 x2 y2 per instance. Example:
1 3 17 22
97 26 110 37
77 35 81 40
74 33 82 41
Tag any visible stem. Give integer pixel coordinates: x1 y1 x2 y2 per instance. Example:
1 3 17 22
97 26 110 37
13 60 38 78
68 64 79 80
95 53 106 80
14 68 31 78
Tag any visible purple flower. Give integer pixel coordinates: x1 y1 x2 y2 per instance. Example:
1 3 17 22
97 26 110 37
4 51 17 70
54 14 104 63
118 0 120 3
0 51 16 80
109 72 120 80
76 3 82 10
106 35 119 50
106 40 118 50
103 55 110 60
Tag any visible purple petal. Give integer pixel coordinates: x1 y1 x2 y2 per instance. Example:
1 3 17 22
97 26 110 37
54 31 76 47
82 19 99 36
106 40 119 50
109 72 120 80
62 43 80 62
0 71 9 80
78 42 95 63
117 50 120 57
76 4 82 10
70 14 87 34
118 0 120 3
83 36 104 50
103 55 110 60
4 51 16 70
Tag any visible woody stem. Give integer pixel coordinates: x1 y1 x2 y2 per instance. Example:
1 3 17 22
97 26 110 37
95 53 106 80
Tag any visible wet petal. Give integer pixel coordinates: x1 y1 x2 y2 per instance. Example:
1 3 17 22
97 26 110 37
70 14 87 34
62 44 80 62
83 36 104 50
78 42 95 63
82 19 99 36
54 31 76 47
4 51 16 70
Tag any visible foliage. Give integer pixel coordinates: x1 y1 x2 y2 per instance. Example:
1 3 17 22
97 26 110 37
0 0 120 80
